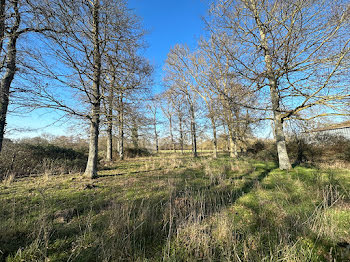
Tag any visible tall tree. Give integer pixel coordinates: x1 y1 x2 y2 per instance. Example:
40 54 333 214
84 0 101 178
161 91 176 153
167 88 186 154
26 0 150 177
102 59 116 162
146 99 159 153
101 5 150 162
208 0 350 169
164 45 201 157
0 0 56 152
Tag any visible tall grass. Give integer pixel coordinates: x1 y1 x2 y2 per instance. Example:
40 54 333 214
1 156 349 261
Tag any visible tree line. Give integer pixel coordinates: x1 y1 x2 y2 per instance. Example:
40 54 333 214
0 0 152 178
153 0 349 170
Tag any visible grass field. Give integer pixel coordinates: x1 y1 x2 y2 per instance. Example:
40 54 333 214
1 154 349 261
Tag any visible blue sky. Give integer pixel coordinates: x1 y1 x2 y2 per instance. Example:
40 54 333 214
7 0 209 139
129 0 208 92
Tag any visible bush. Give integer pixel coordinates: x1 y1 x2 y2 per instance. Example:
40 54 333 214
343 144 350 162
247 136 350 165
246 140 266 155
286 137 316 164
0 140 87 180
246 140 278 162
124 147 151 158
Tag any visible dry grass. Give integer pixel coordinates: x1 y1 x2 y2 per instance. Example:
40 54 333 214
0 155 349 261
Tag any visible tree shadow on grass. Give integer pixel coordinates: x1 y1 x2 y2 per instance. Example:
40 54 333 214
0 161 275 261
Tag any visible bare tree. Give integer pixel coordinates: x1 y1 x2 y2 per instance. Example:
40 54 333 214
208 0 350 169
160 91 177 153
146 98 159 153
0 0 58 152
83 0 101 178
164 45 204 157
101 10 149 162
181 49 220 158
167 88 186 154
22 0 151 176
168 41 255 158
24 0 135 177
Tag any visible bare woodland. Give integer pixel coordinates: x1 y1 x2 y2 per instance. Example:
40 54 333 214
0 0 349 175
1 0 350 261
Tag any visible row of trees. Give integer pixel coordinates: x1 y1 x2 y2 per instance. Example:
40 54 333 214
1 0 349 177
150 0 349 170
0 0 152 178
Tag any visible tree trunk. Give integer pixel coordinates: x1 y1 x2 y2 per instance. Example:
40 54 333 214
0 0 19 153
169 115 176 153
106 122 112 162
118 107 124 160
118 95 124 160
210 116 218 158
223 110 237 158
153 111 158 153
131 119 139 149
0 0 5 53
179 115 184 154
84 0 101 178
228 125 237 158
272 102 291 170
268 63 291 170
189 103 198 157
106 88 113 162
223 122 229 151
253 2 292 170
85 119 99 178
154 121 158 153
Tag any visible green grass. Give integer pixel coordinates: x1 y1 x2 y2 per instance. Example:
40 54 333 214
0 155 349 261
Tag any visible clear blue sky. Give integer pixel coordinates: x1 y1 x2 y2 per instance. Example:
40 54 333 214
7 0 209 139
129 0 208 92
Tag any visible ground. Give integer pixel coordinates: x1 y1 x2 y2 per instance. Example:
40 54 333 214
0 153 349 261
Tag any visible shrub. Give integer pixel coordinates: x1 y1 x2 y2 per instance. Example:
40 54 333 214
246 140 266 155
286 137 316 164
246 140 278 162
0 140 87 180
124 147 151 158
247 135 350 165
